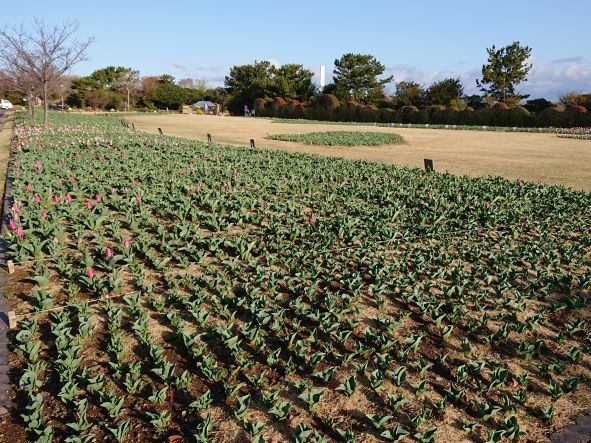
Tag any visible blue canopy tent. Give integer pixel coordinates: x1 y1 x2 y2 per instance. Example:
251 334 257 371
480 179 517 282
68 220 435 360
192 100 219 115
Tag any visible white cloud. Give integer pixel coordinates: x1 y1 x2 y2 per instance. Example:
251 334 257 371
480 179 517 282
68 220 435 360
382 58 591 100
523 58 591 99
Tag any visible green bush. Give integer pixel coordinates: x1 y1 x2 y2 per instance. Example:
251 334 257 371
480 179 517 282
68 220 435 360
380 108 396 123
253 98 267 116
359 106 379 122
317 94 340 110
145 83 186 111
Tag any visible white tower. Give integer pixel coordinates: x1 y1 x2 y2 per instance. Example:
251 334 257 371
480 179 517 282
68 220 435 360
319 65 326 90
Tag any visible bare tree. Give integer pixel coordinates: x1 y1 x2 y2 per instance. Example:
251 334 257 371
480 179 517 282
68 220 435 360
0 19 93 126
177 78 195 89
117 68 140 111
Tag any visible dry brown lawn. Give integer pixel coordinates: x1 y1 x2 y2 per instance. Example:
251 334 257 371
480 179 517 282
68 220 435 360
126 113 591 191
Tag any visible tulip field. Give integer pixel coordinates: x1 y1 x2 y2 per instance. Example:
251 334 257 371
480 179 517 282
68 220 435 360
2 113 591 442
265 132 402 146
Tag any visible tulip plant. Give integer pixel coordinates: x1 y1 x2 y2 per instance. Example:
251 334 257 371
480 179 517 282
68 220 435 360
2 112 591 441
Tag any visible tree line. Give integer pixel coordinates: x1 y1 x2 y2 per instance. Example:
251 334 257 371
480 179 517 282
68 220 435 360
1 20 589 127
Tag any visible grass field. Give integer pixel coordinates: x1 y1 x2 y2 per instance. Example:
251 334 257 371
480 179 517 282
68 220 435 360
1 113 590 442
126 114 591 191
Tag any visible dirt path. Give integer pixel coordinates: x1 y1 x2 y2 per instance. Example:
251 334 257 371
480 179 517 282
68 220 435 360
126 114 591 191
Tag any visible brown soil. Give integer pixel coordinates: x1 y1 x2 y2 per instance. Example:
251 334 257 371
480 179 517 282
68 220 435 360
125 114 591 192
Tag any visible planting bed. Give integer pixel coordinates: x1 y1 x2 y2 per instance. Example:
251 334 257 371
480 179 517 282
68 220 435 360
265 131 402 147
0 113 591 442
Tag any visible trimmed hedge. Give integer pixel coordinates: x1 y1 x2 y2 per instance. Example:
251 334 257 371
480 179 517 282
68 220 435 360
254 96 591 129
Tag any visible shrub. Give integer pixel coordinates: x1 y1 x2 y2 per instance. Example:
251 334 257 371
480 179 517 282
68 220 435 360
429 105 447 113
380 108 396 123
144 83 186 111
292 103 305 119
570 105 588 113
359 106 379 122
493 102 510 110
254 98 267 116
269 97 286 117
538 108 565 127
317 94 340 110
273 97 287 107
524 98 554 114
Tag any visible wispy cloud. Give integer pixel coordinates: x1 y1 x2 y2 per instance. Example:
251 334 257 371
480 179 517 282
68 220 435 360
169 61 228 86
172 61 189 72
551 56 584 64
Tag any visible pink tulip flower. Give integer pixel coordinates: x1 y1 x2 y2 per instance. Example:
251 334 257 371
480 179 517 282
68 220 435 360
95 194 102 202
66 193 73 202
16 227 24 237
86 201 94 210
33 194 41 205
427 193 433 200
41 209 47 218
86 267 95 279
26 183 32 191
484 202 490 209
53 195 59 203
309 213 317 223
8 219 16 231
123 239 131 249
105 247 113 258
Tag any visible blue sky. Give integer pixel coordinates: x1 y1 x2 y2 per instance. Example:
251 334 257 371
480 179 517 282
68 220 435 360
3 0 591 100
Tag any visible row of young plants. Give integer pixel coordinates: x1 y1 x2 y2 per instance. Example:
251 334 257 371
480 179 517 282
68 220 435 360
2 112 591 442
265 131 402 147
271 118 591 135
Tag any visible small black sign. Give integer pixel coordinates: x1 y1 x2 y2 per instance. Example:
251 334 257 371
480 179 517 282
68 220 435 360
250 139 256 148
158 128 163 135
207 133 212 143
424 158 434 171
